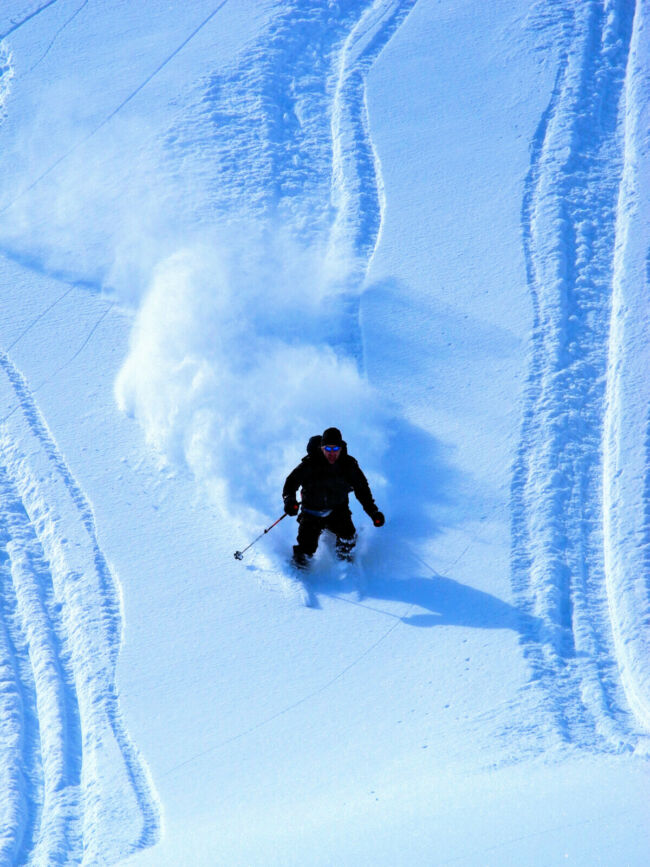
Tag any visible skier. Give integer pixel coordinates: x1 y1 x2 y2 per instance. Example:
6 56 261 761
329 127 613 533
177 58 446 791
282 427 385 568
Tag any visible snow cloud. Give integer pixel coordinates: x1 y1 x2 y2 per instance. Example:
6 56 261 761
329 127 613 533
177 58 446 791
0 75 181 304
114 228 387 519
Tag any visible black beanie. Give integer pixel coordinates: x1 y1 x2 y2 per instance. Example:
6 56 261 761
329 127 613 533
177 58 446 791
321 427 343 446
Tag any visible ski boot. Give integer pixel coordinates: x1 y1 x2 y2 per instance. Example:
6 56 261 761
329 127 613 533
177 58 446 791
335 536 355 564
292 545 311 570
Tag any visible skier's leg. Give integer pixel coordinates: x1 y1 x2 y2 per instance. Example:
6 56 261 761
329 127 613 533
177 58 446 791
335 536 356 561
327 507 357 561
294 512 322 566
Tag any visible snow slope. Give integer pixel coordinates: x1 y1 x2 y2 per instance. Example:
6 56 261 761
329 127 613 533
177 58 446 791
0 0 648 864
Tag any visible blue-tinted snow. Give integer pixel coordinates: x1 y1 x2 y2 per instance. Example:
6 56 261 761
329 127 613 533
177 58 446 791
0 0 648 865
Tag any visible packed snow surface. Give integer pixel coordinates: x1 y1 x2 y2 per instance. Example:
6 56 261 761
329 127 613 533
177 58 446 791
0 0 648 864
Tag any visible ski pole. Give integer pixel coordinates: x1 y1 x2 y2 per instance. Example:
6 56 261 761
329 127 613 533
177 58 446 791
234 513 287 560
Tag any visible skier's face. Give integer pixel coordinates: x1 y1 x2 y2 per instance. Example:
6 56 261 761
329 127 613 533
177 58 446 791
321 445 341 464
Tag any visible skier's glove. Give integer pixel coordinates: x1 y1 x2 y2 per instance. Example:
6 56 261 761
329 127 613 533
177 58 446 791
284 497 299 516
371 510 385 527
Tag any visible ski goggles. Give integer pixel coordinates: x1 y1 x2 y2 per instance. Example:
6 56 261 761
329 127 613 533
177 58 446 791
322 445 341 453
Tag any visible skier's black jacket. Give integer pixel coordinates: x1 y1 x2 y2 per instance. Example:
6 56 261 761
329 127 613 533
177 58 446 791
283 435 377 515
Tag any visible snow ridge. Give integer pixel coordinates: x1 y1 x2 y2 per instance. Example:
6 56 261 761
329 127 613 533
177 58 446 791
168 0 413 258
0 350 159 864
0 40 14 121
0 451 82 864
163 0 416 352
603 0 650 739
512 0 638 751
329 0 417 276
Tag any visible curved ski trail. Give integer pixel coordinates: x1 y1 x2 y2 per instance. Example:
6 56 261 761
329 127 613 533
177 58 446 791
165 0 416 360
0 349 159 864
603 0 650 743
512 0 644 753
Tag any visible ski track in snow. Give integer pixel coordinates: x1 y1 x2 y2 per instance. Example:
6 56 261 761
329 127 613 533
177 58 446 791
0 349 159 864
603 0 650 746
166 0 416 361
24 0 89 77
512 0 649 754
0 1 59 42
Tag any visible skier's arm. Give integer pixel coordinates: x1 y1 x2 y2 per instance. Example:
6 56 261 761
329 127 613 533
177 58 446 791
282 465 303 514
350 460 385 526
350 461 378 516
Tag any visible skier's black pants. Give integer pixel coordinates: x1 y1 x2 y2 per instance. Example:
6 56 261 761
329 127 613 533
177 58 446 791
297 505 356 556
